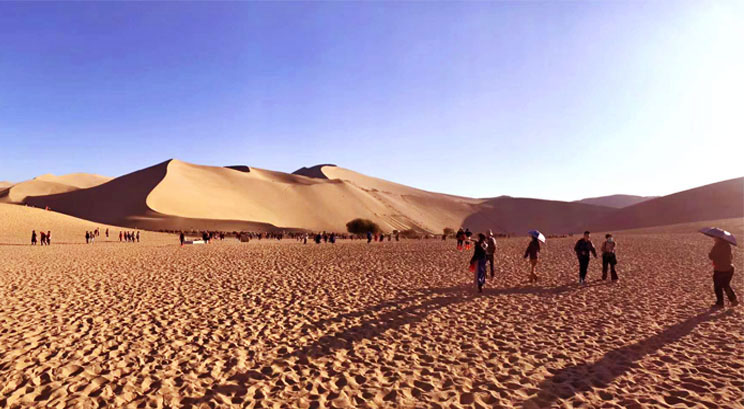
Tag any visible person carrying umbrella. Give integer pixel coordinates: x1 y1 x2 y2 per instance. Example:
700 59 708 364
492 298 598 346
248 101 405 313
701 227 738 308
601 233 619 281
574 231 597 284
524 230 544 283
470 233 488 293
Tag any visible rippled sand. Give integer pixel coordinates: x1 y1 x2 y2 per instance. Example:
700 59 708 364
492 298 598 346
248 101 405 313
1 228 742 408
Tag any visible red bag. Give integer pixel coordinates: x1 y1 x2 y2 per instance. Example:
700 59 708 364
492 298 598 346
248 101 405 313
469 262 476 272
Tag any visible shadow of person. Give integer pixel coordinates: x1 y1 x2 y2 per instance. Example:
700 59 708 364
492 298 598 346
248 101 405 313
179 281 622 407
521 309 733 408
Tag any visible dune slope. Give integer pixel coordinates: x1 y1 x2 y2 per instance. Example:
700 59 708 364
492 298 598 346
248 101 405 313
589 177 744 232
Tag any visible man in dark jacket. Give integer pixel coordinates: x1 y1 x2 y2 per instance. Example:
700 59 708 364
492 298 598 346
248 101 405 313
709 238 737 308
574 231 597 284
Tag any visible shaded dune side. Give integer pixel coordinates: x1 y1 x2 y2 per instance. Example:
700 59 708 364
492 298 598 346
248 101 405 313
25 161 283 232
589 177 744 232
462 197 616 235
25 161 171 227
292 164 336 179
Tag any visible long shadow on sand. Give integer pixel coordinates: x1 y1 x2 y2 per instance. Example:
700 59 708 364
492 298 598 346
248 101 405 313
520 309 732 408
180 282 601 407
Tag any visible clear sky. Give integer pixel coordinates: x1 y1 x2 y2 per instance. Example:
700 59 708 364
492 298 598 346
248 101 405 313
1 1 742 201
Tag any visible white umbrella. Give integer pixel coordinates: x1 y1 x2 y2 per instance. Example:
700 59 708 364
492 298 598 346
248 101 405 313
528 229 546 244
699 227 737 246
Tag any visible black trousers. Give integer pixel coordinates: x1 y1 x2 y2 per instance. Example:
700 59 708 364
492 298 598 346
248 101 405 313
713 268 737 305
578 257 590 281
602 253 618 280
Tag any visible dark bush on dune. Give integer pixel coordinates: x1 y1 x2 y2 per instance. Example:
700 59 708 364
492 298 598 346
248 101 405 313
346 218 381 235
443 227 455 237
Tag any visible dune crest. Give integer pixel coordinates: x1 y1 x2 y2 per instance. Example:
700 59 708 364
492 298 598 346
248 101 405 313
19 159 744 234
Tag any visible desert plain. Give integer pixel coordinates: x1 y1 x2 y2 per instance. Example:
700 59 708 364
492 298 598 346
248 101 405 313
0 203 742 409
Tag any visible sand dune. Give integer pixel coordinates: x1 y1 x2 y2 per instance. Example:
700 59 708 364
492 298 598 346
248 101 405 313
0 173 111 204
589 177 744 232
19 159 744 235
34 172 112 189
0 203 173 245
0 220 741 408
0 179 79 204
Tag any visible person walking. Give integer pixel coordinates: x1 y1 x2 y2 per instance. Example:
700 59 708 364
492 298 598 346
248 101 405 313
486 230 498 278
601 234 619 281
464 228 473 250
46 231 51 245
40 231 46 246
85 231 90 244
136 231 140 242
574 231 597 284
367 231 373 244
105 228 109 238
180 232 185 246
470 233 488 292
456 228 465 251
708 237 738 308
31 230 37 245
523 236 541 283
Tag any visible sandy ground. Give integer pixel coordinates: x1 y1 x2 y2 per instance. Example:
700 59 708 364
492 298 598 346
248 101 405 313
1 223 742 408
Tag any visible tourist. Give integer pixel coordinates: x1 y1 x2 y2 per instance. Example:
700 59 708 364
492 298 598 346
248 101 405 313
470 233 488 292
486 230 498 278
31 230 37 245
523 236 541 283
574 231 597 284
708 237 738 308
600 234 618 281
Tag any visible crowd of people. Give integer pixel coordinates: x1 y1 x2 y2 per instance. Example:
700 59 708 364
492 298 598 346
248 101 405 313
30 230 51 246
463 227 737 308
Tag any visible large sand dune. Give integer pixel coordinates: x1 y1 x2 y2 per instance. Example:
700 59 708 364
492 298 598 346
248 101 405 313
17 160 744 235
0 219 741 408
34 172 112 189
589 177 744 232
0 173 111 204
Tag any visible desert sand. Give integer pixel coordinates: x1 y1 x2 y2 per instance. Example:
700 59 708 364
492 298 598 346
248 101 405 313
1 214 742 408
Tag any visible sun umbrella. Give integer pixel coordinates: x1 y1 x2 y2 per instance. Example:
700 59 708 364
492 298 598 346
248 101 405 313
699 227 737 246
528 230 546 243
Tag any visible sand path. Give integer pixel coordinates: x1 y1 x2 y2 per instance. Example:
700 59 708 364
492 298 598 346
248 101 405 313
1 233 742 408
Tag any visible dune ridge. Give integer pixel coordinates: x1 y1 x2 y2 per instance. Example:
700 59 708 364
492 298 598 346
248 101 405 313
17 159 744 235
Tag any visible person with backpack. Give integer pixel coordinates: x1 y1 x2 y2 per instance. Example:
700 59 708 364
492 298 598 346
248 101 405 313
523 236 541 283
601 234 619 281
574 231 597 284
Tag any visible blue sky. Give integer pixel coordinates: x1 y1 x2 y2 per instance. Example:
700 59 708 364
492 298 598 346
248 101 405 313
1 1 742 201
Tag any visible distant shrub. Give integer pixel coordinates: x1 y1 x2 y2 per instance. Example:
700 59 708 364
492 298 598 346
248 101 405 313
443 227 455 237
400 229 420 239
346 218 381 235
